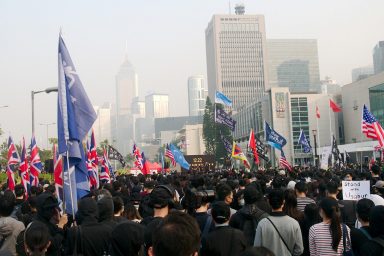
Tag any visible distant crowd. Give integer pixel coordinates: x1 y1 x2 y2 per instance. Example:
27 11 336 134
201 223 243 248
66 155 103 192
1 163 384 256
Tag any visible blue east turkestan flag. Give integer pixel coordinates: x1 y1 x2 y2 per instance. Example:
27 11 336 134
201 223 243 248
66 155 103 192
169 144 190 170
57 35 97 215
265 121 287 151
215 91 232 107
298 129 312 153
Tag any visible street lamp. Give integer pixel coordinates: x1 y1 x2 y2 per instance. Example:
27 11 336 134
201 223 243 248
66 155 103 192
39 122 56 149
31 87 58 135
312 129 318 167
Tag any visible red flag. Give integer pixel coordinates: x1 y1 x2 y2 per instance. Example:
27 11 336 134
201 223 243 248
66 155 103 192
329 99 341 112
248 129 259 164
316 106 320 118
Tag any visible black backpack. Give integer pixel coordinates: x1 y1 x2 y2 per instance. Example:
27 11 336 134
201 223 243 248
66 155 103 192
240 206 268 246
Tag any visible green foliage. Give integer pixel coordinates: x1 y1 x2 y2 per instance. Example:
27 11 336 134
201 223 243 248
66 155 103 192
202 97 233 164
48 138 58 145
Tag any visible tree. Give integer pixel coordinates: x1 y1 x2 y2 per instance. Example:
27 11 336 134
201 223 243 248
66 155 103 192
202 97 233 164
203 97 216 154
48 138 58 145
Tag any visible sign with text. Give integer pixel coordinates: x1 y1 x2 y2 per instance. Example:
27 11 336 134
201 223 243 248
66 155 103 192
183 155 215 171
342 181 370 200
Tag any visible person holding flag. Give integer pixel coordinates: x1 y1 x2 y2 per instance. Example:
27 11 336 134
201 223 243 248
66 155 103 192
57 34 97 216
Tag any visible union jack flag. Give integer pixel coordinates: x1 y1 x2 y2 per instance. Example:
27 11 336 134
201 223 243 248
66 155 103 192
362 104 384 147
279 150 292 172
87 130 99 189
7 136 20 191
133 144 144 170
53 144 63 202
100 149 114 183
19 137 30 197
29 135 42 187
165 144 176 166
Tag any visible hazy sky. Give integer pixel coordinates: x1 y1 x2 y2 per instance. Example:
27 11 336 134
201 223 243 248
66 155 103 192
1 0 384 148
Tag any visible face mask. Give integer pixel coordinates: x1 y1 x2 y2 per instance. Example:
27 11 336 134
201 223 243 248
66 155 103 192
239 199 245 206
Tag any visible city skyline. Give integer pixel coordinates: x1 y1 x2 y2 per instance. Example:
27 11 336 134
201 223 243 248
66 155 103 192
1 0 384 144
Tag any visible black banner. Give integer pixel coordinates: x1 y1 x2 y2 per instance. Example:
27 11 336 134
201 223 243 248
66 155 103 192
183 155 215 171
108 145 126 167
215 108 236 131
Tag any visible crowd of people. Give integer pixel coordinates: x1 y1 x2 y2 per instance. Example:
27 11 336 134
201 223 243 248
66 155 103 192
1 163 384 256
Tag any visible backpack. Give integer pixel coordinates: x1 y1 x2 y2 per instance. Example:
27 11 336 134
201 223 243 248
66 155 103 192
240 206 268 246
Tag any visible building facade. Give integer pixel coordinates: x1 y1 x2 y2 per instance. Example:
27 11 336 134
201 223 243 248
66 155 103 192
205 8 268 110
373 41 384 75
188 75 207 116
176 124 206 155
352 66 374 82
93 103 112 146
267 39 320 92
115 57 139 154
145 93 169 119
233 87 341 165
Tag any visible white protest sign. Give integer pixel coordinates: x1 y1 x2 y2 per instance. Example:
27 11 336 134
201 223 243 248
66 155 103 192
342 181 370 200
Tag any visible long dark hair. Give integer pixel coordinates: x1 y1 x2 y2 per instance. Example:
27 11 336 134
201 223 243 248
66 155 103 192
319 197 341 251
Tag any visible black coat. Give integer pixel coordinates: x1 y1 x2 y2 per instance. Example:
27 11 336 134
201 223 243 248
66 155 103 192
201 225 247 256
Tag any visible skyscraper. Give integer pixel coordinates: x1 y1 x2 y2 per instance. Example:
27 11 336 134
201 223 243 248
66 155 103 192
93 103 112 145
145 93 169 119
188 75 207 116
205 5 268 110
267 39 320 92
373 41 384 75
115 56 138 154
351 66 374 82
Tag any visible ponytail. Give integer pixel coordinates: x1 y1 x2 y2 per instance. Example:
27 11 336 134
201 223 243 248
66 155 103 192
319 197 342 252
329 205 342 251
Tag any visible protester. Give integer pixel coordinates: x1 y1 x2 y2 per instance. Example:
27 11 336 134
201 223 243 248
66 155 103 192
309 197 351 256
112 196 126 223
109 221 145 256
148 211 200 256
123 203 142 223
24 221 51 256
230 184 269 246
361 205 384 255
299 203 320 256
295 181 316 212
254 188 303 256
0 192 25 256
351 198 375 256
201 202 247 256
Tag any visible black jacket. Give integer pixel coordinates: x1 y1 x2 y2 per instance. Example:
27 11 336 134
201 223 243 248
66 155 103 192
201 225 247 256
229 204 268 246
65 197 113 256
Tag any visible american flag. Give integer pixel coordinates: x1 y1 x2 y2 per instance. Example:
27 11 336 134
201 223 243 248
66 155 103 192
279 150 292 172
165 144 176 166
362 104 384 147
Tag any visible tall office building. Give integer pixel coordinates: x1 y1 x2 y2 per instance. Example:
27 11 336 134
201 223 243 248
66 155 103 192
267 39 320 92
188 75 207 116
145 93 169 119
115 56 138 154
116 57 138 116
352 66 374 82
205 5 268 110
373 41 384 75
93 103 112 146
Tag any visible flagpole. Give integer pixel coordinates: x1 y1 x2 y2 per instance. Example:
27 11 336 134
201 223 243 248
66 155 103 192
65 140 76 221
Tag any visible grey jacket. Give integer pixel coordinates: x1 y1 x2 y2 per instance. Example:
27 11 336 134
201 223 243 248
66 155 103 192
0 216 25 256
254 212 303 256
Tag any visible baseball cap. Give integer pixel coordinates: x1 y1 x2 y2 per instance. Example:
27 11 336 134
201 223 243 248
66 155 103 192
374 180 384 189
36 192 59 210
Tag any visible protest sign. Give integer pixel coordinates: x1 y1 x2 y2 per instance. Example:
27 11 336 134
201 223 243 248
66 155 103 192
342 181 370 200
